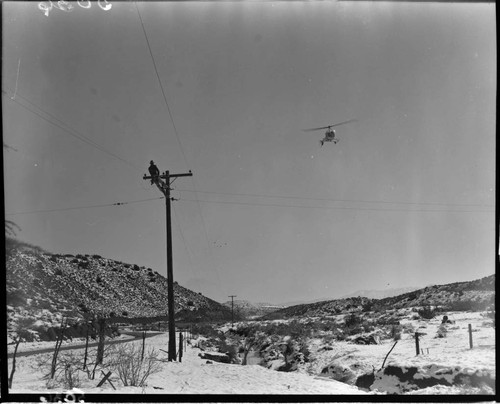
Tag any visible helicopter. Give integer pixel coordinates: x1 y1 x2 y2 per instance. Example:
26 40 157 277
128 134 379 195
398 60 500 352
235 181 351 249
303 119 357 146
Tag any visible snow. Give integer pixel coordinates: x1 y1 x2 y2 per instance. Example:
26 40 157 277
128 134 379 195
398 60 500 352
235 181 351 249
6 311 495 395
7 333 366 395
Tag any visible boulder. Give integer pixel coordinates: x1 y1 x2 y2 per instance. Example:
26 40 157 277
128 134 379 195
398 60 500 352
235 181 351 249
321 363 357 384
352 334 380 345
198 351 231 364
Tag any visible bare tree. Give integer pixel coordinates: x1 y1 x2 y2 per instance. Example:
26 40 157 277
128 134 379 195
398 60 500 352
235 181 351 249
8 318 35 388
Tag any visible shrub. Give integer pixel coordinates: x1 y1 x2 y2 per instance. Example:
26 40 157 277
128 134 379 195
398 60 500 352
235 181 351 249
345 313 362 328
390 324 402 341
92 255 102 259
133 265 140 271
107 343 162 387
435 324 447 338
39 352 84 389
78 261 89 269
417 305 436 320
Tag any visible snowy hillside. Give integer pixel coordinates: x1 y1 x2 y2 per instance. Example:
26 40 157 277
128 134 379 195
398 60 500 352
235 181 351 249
339 286 421 300
262 275 495 320
221 299 286 319
6 238 232 341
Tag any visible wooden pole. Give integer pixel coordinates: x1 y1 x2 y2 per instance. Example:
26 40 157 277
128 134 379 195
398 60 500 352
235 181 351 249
144 168 192 362
415 332 420 356
83 322 89 370
141 330 146 361
468 324 473 349
179 332 183 363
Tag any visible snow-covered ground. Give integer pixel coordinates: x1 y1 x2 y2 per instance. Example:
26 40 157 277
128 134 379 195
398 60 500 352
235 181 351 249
6 310 495 395
302 311 495 375
7 333 367 395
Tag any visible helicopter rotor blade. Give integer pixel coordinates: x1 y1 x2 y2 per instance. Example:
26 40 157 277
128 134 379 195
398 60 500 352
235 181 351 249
302 119 357 132
302 126 330 132
329 119 358 128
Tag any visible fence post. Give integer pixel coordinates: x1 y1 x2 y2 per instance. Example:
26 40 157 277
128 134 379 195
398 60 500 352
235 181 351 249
141 330 146 361
468 324 473 349
415 332 420 356
179 332 183 363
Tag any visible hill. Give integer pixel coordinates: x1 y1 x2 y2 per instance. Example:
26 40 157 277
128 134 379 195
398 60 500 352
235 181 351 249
6 238 232 340
339 286 421 300
221 300 286 319
262 274 495 320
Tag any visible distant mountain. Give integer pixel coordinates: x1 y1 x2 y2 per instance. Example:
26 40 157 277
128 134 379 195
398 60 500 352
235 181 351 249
262 275 495 320
279 287 421 307
6 238 232 339
222 300 286 319
339 286 421 300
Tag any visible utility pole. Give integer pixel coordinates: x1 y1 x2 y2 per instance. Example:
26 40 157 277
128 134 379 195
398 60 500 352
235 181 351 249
228 295 237 328
143 167 192 361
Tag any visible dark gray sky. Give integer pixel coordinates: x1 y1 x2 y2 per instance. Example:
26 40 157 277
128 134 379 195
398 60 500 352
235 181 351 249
3 1 495 303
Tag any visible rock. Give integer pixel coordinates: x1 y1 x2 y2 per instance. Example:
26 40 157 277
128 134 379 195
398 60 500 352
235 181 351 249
199 352 231 364
321 363 357 384
352 334 380 345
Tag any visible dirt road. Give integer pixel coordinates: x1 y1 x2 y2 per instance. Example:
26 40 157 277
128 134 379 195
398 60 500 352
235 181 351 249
7 331 163 358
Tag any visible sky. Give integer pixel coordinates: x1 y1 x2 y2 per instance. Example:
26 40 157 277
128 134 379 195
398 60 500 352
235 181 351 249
3 1 496 305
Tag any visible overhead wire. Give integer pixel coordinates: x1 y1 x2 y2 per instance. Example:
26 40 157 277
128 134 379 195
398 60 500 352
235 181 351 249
172 203 201 292
135 2 226 297
5 196 164 216
177 197 494 214
2 88 144 173
6 191 492 217
175 189 494 209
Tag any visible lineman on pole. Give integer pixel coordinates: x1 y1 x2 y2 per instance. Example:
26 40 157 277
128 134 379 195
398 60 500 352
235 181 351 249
148 160 160 184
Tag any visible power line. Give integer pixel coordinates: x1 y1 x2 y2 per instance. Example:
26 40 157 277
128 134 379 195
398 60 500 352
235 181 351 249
2 88 144 173
135 3 226 298
171 203 198 287
177 197 494 214
5 196 164 216
134 2 189 169
175 188 494 209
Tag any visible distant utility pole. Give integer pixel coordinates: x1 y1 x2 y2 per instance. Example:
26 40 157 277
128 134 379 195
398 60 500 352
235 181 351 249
228 295 237 328
143 167 192 362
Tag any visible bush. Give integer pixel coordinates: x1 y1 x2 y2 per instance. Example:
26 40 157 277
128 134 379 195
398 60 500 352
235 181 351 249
36 351 84 389
345 313 362 328
107 343 162 387
417 305 436 320
435 324 447 338
390 324 402 341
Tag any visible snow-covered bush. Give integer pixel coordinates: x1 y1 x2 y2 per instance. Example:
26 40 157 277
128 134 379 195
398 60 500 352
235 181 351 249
417 305 436 320
36 351 85 390
107 343 162 387
435 324 447 338
390 324 402 341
